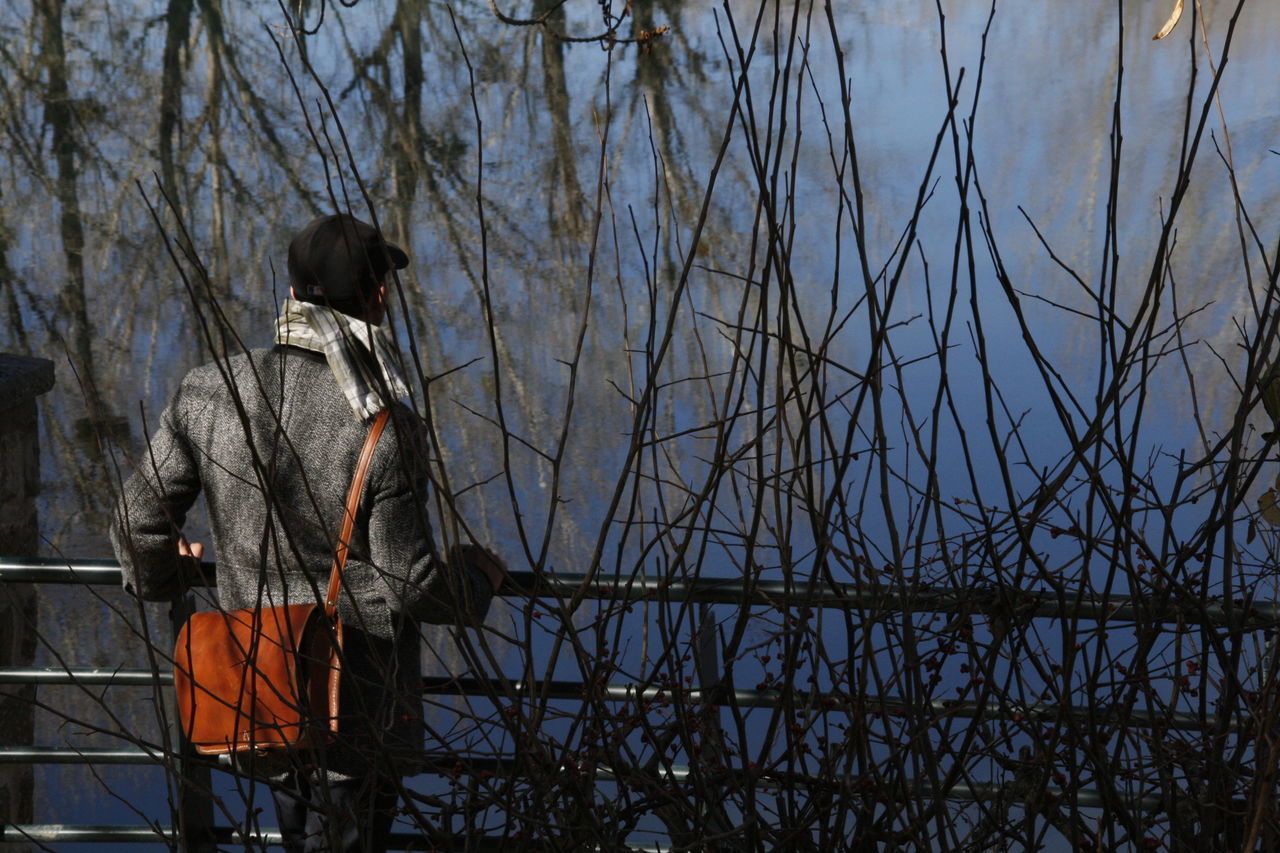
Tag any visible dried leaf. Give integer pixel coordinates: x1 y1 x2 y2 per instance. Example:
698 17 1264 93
1261 362 1280 423
1153 0 1184 40
1260 489 1280 526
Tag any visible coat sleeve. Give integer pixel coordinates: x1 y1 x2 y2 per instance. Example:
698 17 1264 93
110 382 203 601
364 412 494 625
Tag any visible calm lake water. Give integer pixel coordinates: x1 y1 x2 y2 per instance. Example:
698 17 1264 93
4 0 1280 847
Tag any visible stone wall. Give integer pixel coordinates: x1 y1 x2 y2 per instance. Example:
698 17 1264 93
0 354 54 848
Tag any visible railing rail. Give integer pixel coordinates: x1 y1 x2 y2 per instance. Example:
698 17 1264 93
0 824 667 851
4 557 1276 626
0 747 1177 811
0 667 1230 731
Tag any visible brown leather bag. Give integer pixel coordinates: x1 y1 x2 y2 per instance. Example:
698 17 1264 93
172 410 390 755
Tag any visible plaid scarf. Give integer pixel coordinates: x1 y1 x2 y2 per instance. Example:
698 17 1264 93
274 299 410 421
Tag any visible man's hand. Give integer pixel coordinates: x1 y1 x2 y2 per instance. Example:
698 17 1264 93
176 539 210 588
450 543 507 592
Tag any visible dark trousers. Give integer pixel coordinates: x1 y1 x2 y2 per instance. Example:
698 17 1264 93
271 770 399 853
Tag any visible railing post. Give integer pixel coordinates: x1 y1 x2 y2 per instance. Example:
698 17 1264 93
692 602 744 850
0 354 54 853
169 596 215 853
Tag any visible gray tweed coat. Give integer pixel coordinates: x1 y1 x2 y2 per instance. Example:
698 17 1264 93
111 345 492 774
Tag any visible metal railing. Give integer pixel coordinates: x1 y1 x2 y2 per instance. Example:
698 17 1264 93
0 557 1259 848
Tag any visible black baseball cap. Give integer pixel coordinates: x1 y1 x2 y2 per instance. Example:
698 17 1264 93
287 213 409 304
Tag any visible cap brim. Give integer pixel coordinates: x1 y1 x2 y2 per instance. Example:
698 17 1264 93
383 242 409 270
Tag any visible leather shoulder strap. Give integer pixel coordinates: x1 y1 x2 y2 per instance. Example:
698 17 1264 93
325 409 391 615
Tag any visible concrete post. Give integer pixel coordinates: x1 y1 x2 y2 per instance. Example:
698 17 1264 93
0 354 55 848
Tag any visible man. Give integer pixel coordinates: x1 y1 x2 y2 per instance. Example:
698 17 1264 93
111 212 505 852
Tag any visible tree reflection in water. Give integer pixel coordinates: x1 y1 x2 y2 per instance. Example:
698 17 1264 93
3 0 1280 847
